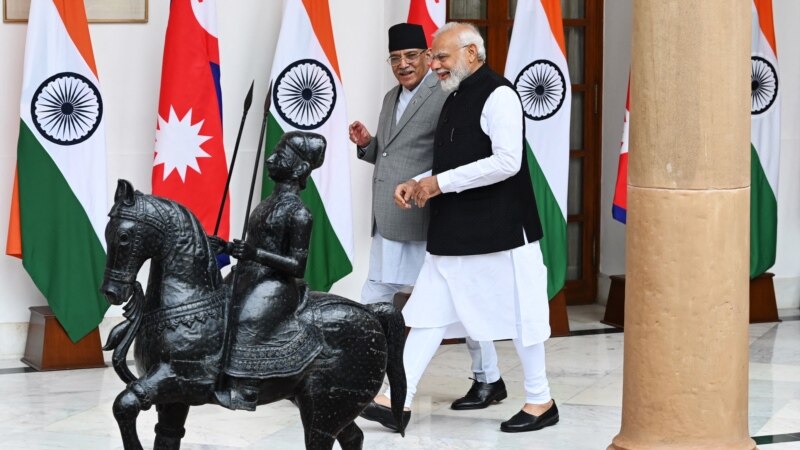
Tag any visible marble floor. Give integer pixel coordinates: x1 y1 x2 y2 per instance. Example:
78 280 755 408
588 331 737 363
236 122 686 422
1 305 799 449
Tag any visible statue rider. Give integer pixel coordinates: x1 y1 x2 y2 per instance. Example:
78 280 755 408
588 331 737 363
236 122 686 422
214 131 326 411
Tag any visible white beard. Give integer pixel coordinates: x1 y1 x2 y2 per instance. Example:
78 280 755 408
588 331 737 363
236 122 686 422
439 58 472 93
440 74 460 93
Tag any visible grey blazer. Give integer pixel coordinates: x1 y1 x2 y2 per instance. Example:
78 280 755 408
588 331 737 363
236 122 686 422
358 73 448 242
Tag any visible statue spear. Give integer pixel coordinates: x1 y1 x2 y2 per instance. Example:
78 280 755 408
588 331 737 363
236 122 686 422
240 81 273 241
213 81 254 236
217 83 272 390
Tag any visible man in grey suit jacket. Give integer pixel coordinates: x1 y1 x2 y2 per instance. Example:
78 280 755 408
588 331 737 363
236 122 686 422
350 24 506 424
349 23 446 305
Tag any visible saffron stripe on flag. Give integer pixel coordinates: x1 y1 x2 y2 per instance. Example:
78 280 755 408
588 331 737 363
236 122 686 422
6 169 22 258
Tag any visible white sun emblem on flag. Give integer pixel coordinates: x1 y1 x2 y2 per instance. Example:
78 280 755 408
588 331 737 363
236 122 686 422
154 107 212 181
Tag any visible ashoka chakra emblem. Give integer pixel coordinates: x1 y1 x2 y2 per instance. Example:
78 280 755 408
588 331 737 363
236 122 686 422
515 59 567 121
273 59 337 130
751 56 778 115
31 72 103 146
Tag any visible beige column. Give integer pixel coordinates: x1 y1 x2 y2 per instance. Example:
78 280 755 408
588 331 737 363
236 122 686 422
608 1 755 450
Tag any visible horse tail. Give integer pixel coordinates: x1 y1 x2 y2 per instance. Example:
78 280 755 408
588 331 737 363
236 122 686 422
367 302 408 437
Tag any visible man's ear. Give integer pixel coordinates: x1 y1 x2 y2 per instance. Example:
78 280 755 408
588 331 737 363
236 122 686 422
293 161 311 179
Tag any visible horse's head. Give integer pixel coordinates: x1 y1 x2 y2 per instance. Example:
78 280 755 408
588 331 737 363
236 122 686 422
100 180 170 305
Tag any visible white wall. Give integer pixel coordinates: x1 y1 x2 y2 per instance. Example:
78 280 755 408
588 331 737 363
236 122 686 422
0 0 403 357
599 0 800 310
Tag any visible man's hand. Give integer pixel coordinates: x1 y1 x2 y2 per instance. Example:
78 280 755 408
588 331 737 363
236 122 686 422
348 121 372 147
414 176 441 207
229 239 257 261
394 179 419 209
208 235 231 255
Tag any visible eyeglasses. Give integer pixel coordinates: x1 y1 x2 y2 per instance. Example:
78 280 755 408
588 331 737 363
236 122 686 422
387 50 426 66
432 45 471 64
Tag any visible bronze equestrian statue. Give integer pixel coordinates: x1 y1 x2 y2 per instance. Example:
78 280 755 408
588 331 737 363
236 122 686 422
101 132 407 450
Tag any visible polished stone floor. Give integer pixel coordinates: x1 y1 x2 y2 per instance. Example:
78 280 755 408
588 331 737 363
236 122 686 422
1 305 798 449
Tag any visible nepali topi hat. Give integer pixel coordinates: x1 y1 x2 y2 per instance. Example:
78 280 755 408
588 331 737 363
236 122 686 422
388 23 428 52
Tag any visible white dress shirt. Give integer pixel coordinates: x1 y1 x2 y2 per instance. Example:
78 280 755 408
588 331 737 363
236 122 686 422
412 85 524 189
394 71 432 124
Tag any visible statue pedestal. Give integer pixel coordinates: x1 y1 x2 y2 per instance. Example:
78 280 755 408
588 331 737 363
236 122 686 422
21 306 105 371
601 273 781 329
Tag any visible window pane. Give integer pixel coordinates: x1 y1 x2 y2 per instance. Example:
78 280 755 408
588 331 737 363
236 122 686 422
570 92 584 149
512 0 583 19
567 222 583 280
561 0 585 18
567 157 583 216
449 0 487 20
565 26 584 83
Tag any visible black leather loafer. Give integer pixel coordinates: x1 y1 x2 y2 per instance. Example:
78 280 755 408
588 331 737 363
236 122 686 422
359 401 410 432
500 400 559 433
451 377 508 410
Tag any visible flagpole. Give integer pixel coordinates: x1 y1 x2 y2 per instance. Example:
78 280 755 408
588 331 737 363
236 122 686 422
213 81 254 236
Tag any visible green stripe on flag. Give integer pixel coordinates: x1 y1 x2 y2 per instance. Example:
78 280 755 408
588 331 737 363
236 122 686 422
750 144 777 278
261 115 352 292
17 121 108 342
526 141 567 300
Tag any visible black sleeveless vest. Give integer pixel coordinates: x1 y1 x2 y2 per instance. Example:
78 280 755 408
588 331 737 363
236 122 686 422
427 64 543 256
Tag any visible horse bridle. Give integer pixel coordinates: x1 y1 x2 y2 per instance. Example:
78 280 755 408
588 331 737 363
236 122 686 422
105 193 176 286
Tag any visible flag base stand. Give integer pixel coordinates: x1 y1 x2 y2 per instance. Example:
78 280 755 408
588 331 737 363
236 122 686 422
601 275 626 328
750 273 781 323
549 291 570 337
601 273 781 329
21 306 106 371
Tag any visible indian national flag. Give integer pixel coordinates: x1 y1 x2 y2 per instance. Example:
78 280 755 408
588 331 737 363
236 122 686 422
505 0 571 299
6 0 108 342
261 0 353 291
750 0 780 278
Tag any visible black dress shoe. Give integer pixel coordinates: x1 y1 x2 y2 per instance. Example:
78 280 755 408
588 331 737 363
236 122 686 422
359 401 410 432
500 400 559 433
451 377 508 410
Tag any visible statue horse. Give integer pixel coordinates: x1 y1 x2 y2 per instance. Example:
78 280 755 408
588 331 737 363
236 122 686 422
100 180 406 450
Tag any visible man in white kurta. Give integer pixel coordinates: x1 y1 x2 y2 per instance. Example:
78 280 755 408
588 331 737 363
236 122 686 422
363 22 558 434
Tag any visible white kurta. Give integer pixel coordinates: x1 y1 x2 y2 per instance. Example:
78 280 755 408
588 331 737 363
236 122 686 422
402 85 551 346
366 231 426 286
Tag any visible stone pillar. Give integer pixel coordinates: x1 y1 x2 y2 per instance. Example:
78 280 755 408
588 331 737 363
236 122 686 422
608 1 755 450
